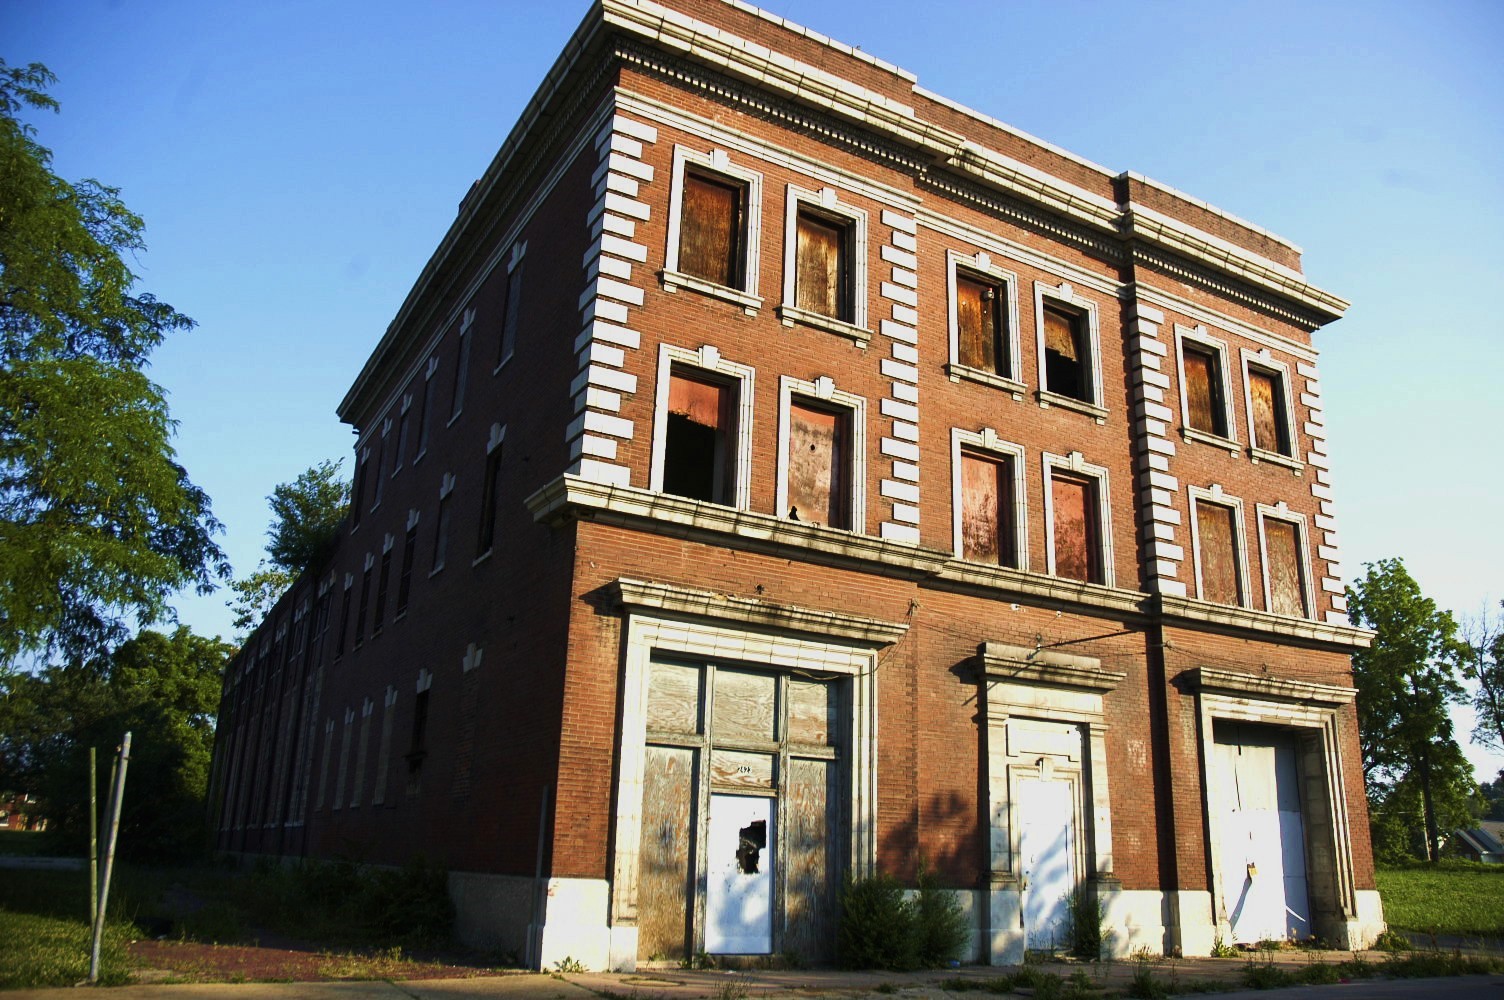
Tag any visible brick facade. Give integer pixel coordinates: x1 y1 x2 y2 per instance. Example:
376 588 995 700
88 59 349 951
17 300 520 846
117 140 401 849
209 0 1382 970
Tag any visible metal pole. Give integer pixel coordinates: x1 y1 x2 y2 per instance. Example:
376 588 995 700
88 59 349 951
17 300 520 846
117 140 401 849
88 733 131 985
89 748 98 930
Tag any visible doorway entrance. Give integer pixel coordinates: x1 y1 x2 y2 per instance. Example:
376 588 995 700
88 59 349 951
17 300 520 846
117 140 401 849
1016 775 1078 951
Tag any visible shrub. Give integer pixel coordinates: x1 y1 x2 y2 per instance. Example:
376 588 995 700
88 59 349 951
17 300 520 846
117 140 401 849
837 873 917 970
915 865 970 967
1066 888 1103 959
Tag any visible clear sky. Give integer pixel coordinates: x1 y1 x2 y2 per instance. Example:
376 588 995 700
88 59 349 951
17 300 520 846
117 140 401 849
6 0 1502 779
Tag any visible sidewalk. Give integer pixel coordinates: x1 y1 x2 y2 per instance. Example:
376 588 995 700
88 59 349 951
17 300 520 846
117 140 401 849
5 952 1503 1000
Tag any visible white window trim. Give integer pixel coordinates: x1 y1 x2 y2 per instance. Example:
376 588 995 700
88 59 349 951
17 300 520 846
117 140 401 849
776 374 867 533
777 185 870 343
1041 450 1114 587
1255 502 1316 620
661 146 763 313
950 427 1028 568
1187 485 1251 608
1239 347 1303 469
648 343 756 510
946 249 1024 396
1173 323 1240 453
494 241 527 373
1033 280 1106 420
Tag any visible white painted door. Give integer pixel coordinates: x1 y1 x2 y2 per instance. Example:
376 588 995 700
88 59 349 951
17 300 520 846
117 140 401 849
1216 728 1310 943
1017 776 1076 951
705 794 774 953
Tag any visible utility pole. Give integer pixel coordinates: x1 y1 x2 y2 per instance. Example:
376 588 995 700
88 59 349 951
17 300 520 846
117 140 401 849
88 733 131 985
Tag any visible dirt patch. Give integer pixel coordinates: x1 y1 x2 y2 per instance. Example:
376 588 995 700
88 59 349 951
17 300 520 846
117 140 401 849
129 938 519 984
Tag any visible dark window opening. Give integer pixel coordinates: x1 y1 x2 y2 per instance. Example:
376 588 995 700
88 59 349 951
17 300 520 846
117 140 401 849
1248 367 1292 456
957 272 1007 374
680 172 744 288
372 438 386 509
1183 344 1227 437
1196 501 1241 606
335 587 352 658
477 447 504 555
351 455 368 527
396 526 416 615
960 450 1015 567
354 568 371 648
1043 305 1091 403
1051 471 1101 584
1265 519 1307 617
373 549 391 634
735 819 766 875
450 325 471 420
787 400 850 529
395 409 411 473
663 371 734 505
795 210 850 321
432 495 451 572
497 263 523 367
416 369 434 456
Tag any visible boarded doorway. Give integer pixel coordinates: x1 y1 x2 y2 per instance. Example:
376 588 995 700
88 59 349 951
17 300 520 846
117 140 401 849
1017 774 1077 951
1214 723 1310 943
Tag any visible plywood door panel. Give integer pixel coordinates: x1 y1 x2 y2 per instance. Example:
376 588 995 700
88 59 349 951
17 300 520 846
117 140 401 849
1017 776 1076 951
783 757 834 964
639 745 697 960
1216 726 1310 943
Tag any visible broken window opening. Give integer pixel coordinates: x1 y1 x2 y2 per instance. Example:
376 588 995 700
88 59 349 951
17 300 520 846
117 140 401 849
663 371 735 505
1051 471 1101 584
1183 343 1227 437
1248 367 1292 456
960 450 1015 567
680 172 745 288
477 446 504 555
736 818 767 874
787 400 850 529
1043 305 1091 403
795 210 850 321
957 272 1007 374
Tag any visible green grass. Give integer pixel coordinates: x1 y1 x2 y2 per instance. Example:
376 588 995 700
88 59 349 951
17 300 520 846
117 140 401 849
1377 861 1504 937
0 909 133 988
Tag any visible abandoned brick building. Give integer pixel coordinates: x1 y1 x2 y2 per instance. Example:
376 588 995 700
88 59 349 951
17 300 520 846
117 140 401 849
208 0 1384 970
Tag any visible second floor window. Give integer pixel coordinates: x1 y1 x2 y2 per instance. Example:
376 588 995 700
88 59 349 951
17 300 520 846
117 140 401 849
956 272 1007 375
1043 305 1092 403
795 210 851 322
663 370 735 505
680 172 745 288
786 400 851 529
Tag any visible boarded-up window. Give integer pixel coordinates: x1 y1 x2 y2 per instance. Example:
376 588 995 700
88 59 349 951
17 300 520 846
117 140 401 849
1264 519 1308 617
957 273 1005 373
795 211 848 320
787 401 849 528
680 173 743 287
664 371 734 504
1196 501 1241 606
1183 344 1226 436
960 450 1014 567
712 669 776 744
1043 305 1090 402
1248 368 1291 455
1051 472 1100 583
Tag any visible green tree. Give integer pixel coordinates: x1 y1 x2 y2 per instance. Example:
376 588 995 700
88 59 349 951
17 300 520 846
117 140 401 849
1347 558 1473 860
0 60 227 664
0 627 232 860
227 460 348 640
1460 603 1503 755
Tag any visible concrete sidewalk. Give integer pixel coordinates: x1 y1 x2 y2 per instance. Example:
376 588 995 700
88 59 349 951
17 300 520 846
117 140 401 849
5 952 1503 1000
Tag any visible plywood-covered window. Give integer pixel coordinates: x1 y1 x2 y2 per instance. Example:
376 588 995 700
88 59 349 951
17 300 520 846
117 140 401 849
680 172 744 288
787 400 850 529
1248 367 1292 456
1043 305 1091 403
664 370 735 505
1183 343 1227 437
1263 517 1308 618
957 272 1007 374
960 450 1015 567
1050 472 1101 584
1195 500 1242 606
795 211 850 321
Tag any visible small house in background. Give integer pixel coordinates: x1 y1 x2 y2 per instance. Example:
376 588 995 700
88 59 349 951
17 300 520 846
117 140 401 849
1454 823 1504 864
0 794 47 832
207 0 1385 970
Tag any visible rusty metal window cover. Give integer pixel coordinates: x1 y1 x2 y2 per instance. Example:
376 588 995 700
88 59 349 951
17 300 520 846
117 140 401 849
680 172 744 288
1182 343 1227 437
1049 472 1100 583
1247 366 1291 456
1194 499 1243 606
795 210 850 321
957 271 1008 374
960 449 1015 567
1261 514 1309 618
787 399 850 528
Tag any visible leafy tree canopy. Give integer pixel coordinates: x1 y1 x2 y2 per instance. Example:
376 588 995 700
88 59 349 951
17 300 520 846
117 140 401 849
266 458 348 573
1460 602 1504 755
0 626 233 860
1347 557 1473 859
0 60 227 665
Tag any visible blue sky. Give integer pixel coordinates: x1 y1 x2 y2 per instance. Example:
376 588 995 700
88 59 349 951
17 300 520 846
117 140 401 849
6 0 1502 778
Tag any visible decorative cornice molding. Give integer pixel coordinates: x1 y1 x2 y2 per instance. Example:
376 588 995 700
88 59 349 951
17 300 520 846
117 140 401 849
1185 666 1358 708
1153 593 1373 651
610 577 909 646
977 641 1127 693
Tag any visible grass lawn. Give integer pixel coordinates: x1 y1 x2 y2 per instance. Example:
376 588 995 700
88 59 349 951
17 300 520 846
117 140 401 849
1377 861 1504 937
0 829 52 856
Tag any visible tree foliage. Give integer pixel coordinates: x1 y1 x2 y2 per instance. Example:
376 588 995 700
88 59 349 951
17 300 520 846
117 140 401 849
0 60 227 664
0 627 232 860
266 458 348 573
1460 603 1504 755
1347 558 1475 860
